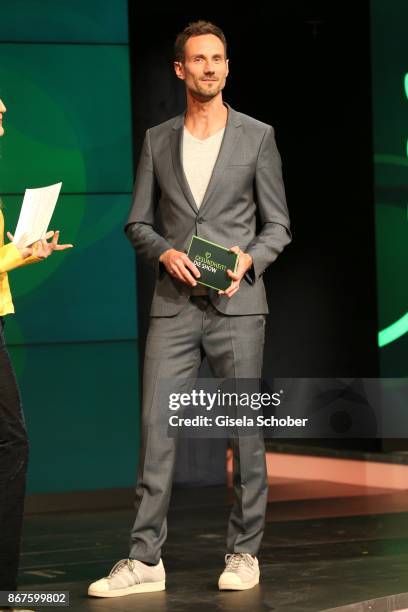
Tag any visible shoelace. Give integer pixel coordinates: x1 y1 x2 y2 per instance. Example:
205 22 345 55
109 558 135 577
225 553 254 571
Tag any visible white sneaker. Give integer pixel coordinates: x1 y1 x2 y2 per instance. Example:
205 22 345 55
218 553 260 590
88 558 165 597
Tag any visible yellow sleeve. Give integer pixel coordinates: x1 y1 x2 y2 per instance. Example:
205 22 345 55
0 242 41 273
20 254 42 267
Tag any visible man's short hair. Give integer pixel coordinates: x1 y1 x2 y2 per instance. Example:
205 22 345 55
174 20 227 63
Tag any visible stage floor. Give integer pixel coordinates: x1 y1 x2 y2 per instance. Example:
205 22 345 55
18 480 408 611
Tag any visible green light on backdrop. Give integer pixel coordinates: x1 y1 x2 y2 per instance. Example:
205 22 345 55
372 0 408 371
379 313 408 347
382 74 408 346
377 74 408 346
405 73 408 158
374 153 408 348
0 0 140 493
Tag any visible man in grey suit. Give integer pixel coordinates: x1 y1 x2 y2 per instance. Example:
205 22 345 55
88 19 291 598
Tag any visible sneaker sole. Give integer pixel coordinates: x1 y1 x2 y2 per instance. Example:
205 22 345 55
88 580 165 597
218 576 259 591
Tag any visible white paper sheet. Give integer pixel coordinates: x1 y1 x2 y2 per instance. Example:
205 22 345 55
13 182 62 248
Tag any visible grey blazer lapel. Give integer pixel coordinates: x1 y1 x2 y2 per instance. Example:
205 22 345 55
198 103 242 215
170 113 199 214
169 102 242 216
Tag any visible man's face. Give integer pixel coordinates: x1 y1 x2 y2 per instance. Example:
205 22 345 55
174 34 229 101
0 99 6 137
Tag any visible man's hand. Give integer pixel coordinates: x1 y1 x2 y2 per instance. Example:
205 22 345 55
218 246 253 299
7 230 73 259
159 248 201 286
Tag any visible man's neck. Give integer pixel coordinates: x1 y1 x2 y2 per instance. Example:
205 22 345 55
184 96 228 140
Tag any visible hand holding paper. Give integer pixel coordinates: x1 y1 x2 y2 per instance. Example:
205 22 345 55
13 182 63 248
8 182 73 258
7 230 73 259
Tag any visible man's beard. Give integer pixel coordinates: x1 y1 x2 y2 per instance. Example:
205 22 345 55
191 79 224 100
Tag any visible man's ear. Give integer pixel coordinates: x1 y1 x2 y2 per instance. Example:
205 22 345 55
174 61 185 80
226 58 230 77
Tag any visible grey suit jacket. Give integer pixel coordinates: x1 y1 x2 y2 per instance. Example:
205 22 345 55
125 102 291 316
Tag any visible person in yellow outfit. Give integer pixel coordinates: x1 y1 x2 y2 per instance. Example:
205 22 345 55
0 97 73 611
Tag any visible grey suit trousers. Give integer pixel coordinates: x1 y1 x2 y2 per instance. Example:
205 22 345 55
129 296 268 563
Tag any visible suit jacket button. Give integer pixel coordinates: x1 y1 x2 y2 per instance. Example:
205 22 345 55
197 216 204 223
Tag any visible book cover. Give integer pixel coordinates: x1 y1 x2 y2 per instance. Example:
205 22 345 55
187 235 239 291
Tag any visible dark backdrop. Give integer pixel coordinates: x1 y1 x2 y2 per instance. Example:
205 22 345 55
128 0 380 472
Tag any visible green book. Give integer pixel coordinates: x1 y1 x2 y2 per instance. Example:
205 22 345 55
187 235 239 291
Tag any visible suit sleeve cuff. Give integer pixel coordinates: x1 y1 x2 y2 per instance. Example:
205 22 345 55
244 252 263 285
244 264 256 285
156 259 167 279
156 247 172 279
